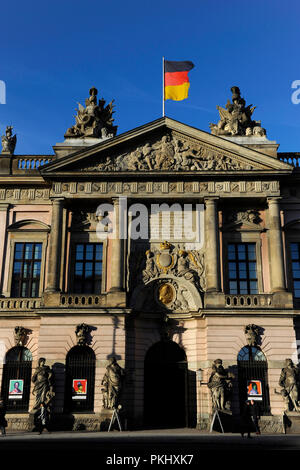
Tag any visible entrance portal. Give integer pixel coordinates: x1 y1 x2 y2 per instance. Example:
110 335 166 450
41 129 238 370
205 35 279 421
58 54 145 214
144 340 187 428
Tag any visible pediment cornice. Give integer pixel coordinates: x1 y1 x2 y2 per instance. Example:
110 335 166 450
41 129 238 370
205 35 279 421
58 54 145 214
41 117 293 178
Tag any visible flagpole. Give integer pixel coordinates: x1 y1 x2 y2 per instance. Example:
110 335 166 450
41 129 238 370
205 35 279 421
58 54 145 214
162 56 165 117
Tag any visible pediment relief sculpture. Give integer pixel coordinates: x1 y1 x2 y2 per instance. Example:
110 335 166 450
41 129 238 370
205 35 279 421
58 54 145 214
78 133 263 173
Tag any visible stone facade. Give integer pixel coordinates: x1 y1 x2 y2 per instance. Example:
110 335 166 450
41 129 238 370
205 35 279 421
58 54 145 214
1 89 300 432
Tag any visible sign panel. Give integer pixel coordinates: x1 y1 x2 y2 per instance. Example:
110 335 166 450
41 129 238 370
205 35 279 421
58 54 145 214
72 379 87 400
247 379 263 401
8 379 24 399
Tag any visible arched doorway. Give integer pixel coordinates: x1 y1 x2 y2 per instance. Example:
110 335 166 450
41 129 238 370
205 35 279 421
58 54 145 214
144 340 187 428
238 345 270 414
1 346 32 411
64 346 95 413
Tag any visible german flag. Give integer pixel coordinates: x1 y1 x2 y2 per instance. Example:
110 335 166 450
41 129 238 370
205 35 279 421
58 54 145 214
164 60 194 101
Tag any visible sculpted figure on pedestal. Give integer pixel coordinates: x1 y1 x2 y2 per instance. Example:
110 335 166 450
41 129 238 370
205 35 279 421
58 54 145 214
32 358 55 410
279 358 300 412
101 358 125 409
1 126 17 154
207 359 234 411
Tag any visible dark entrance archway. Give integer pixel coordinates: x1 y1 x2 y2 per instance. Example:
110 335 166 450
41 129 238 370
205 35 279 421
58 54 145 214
64 346 95 413
144 340 187 429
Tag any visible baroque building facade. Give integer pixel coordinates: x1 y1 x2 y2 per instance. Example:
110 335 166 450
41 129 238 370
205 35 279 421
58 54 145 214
1 86 300 432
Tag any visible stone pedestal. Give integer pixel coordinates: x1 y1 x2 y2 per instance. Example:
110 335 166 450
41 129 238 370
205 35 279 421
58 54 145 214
283 412 300 434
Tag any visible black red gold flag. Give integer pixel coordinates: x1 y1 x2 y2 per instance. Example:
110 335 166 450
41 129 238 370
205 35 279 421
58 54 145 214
164 60 195 101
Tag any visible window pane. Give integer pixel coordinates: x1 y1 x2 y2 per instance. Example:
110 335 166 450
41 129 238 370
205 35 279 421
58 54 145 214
13 262 22 275
95 262 102 275
85 245 94 260
250 281 258 294
239 281 248 294
32 262 41 278
237 244 246 260
229 281 237 294
76 245 84 260
247 244 256 260
24 244 33 260
228 245 236 260
34 244 42 260
14 243 23 260
95 245 103 259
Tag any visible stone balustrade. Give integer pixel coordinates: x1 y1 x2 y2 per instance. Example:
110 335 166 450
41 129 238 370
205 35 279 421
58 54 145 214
225 294 273 308
278 154 300 168
12 156 55 173
0 298 41 310
59 294 106 307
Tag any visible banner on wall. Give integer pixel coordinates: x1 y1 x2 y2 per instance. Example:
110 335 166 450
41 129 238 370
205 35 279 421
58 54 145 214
247 379 263 401
72 379 87 400
8 379 24 399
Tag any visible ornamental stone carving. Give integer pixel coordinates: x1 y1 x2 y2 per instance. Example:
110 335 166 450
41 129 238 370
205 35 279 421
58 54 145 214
244 324 260 347
1 126 17 154
209 86 266 137
14 326 27 347
129 242 205 312
75 323 90 346
207 359 235 411
224 209 262 226
140 242 206 291
65 87 117 139
80 133 258 173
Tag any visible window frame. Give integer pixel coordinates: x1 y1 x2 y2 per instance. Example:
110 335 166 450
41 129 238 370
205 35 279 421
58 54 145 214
226 242 259 295
223 232 263 295
68 233 106 294
10 242 43 298
72 242 103 295
6 223 49 298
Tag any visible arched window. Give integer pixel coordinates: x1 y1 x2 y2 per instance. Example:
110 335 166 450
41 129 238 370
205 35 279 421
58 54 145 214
238 345 270 415
64 346 95 413
1 346 32 411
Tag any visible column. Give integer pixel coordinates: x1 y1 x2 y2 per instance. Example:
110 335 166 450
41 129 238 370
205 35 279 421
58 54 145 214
267 197 286 292
204 197 220 292
109 197 124 292
0 203 9 295
45 197 64 293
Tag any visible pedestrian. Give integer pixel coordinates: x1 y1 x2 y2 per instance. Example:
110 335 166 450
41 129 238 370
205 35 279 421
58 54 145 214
241 400 261 438
35 402 50 434
0 397 7 436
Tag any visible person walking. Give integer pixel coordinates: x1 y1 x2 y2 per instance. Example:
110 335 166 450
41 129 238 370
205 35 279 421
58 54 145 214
35 402 50 434
241 400 260 438
0 398 7 436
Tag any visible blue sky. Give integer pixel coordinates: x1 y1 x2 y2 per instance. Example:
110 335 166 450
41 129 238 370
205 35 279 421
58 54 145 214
1 0 300 154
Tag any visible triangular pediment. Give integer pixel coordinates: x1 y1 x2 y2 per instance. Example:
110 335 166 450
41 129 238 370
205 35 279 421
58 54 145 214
41 117 293 177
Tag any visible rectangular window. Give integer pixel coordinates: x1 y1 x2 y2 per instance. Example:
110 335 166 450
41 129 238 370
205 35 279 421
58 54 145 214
290 243 300 298
73 243 103 294
227 243 258 294
11 243 42 297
